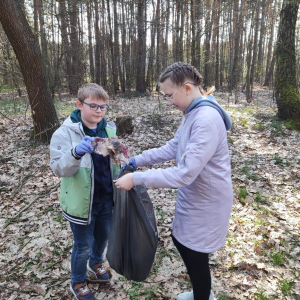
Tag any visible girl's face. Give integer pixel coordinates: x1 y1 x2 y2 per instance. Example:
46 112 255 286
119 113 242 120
160 78 192 112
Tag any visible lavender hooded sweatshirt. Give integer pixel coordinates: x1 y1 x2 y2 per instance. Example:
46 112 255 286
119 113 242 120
133 98 233 253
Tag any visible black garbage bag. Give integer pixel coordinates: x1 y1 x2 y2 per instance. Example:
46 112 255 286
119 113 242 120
107 168 158 282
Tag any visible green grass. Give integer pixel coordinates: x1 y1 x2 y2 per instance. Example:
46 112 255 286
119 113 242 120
219 294 233 300
253 122 265 131
255 193 267 204
273 156 283 165
127 281 144 300
54 99 76 116
0 98 28 115
238 188 247 205
241 167 249 174
271 120 284 136
270 250 285 266
241 117 248 127
280 279 294 296
228 137 234 144
253 291 269 300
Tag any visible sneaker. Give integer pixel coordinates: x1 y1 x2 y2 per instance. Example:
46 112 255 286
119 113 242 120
70 282 94 300
177 290 193 300
210 290 217 300
177 290 217 300
87 262 110 283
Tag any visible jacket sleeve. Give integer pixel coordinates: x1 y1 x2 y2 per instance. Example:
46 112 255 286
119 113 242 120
133 117 219 188
134 128 180 167
50 128 82 177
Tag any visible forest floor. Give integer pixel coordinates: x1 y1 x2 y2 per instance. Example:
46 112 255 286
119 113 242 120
0 88 300 300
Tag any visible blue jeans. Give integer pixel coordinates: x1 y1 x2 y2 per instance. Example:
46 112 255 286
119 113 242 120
69 200 112 284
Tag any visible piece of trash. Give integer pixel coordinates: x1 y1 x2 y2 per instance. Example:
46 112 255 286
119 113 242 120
91 137 132 165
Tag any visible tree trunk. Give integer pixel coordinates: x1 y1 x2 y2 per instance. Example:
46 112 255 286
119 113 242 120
33 0 39 35
156 0 161 91
113 0 124 92
264 53 275 87
68 0 84 94
231 0 243 89
256 0 266 83
86 1 95 82
0 0 59 142
106 0 118 94
121 0 127 89
264 0 277 86
136 0 146 93
214 0 220 90
162 0 170 69
250 1 260 85
146 3 156 89
274 0 300 120
203 0 212 89
59 0 73 93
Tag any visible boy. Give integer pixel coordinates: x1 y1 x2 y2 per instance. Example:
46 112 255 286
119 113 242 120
50 83 118 300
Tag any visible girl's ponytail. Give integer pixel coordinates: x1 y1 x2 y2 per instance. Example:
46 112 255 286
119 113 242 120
204 86 215 96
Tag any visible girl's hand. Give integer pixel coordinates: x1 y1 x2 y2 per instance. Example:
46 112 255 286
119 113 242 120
114 173 134 190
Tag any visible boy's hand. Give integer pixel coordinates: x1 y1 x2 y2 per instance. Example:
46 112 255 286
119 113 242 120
75 136 95 156
114 173 134 190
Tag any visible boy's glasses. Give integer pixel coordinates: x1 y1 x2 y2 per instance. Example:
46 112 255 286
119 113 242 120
83 102 109 111
162 82 197 102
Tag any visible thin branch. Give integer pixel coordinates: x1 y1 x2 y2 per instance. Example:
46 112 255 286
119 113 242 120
3 182 60 229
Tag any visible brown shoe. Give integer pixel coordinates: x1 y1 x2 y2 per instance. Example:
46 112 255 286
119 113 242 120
70 282 95 300
87 262 110 283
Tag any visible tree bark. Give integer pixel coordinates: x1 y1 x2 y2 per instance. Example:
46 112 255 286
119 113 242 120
256 0 266 83
68 0 84 94
274 0 300 120
203 0 212 89
113 0 125 92
214 0 220 90
264 0 277 86
250 1 260 85
0 0 59 142
136 0 146 93
86 1 95 82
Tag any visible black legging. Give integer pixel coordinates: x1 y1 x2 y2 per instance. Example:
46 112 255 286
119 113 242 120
172 235 211 300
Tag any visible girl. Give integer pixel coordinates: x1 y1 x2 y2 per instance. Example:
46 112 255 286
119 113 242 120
114 62 233 300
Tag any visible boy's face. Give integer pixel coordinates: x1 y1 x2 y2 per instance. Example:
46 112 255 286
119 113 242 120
76 96 107 129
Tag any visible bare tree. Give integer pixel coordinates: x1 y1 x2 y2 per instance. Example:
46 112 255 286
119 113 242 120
274 0 300 121
0 0 59 142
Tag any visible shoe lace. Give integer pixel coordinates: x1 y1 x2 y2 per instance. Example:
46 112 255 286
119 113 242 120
98 266 105 273
80 285 89 293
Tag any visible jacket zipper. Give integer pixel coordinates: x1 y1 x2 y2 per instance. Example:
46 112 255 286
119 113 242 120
78 124 94 225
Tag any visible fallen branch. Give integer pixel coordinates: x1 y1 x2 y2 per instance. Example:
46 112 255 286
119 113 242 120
3 182 60 229
0 110 16 123
47 276 70 289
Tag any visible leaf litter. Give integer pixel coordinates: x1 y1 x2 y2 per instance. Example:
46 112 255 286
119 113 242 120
0 88 299 299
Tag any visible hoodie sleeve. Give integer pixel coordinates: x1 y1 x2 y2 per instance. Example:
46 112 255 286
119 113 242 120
134 127 180 167
133 116 219 188
50 127 82 177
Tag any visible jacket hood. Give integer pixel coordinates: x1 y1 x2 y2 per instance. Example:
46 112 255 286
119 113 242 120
186 95 232 130
61 109 108 138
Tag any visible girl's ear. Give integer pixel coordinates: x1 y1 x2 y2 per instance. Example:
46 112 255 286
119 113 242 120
185 83 193 94
76 100 83 110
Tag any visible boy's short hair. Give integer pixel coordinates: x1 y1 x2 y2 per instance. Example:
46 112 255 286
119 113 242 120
78 83 109 102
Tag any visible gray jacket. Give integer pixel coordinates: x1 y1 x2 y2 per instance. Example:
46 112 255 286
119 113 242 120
133 105 233 252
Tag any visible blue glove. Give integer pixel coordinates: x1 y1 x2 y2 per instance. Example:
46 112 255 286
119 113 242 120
122 157 137 171
75 136 95 156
